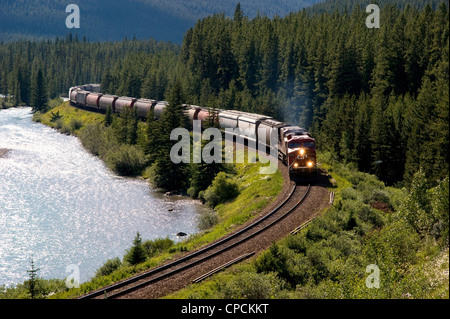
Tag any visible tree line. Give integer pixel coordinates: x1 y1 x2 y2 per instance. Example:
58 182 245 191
108 2 449 187
2 1 448 187
0 35 178 106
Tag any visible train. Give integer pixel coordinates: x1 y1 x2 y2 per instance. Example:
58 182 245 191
69 84 318 176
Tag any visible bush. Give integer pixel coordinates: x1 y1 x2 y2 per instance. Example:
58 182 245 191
219 272 283 299
95 257 122 277
202 172 239 207
32 111 42 122
78 123 107 156
70 118 83 131
197 211 219 231
142 237 174 258
104 144 147 176
54 118 64 130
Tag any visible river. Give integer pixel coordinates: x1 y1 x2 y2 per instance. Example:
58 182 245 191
0 107 208 287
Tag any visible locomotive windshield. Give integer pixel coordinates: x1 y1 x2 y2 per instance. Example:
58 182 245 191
288 141 315 149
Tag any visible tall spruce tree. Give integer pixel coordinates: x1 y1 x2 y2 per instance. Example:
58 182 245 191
30 69 47 113
151 81 189 190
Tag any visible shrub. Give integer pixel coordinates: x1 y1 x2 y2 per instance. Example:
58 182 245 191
142 237 174 258
54 118 64 130
32 111 42 122
219 272 283 299
78 123 106 156
202 172 239 207
70 118 83 131
95 257 122 277
197 210 219 231
104 144 147 176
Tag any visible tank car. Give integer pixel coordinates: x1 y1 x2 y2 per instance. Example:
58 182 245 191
134 99 157 119
85 93 103 111
114 97 137 114
98 95 118 113
153 101 168 119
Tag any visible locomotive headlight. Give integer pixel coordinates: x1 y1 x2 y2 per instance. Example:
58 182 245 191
307 161 314 168
299 149 305 155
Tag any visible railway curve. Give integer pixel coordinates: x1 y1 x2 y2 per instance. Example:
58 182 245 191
78 163 330 299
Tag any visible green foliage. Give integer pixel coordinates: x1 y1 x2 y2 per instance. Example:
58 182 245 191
95 258 122 278
30 69 47 112
70 118 83 131
202 172 240 208
170 154 448 299
104 105 113 127
148 81 190 190
188 139 226 199
218 271 284 299
49 110 62 122
124 232 147 266
197 210 219 231
402 170 449 244
142 237 174 258
104 144 147 176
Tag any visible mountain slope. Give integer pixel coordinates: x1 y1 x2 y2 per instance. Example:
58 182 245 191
0 0 323 43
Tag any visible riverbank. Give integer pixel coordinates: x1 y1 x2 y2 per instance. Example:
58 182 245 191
24 102 285 299
0 106 213 298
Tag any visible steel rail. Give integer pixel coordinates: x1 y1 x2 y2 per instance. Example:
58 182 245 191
89 184 310 299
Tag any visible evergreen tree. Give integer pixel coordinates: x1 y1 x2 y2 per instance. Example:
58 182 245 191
26 257 40 299
30 69 47 113
151 81 189 190
144 108 161 163
129 106 139 145
124 232 146 265
104 104 113 127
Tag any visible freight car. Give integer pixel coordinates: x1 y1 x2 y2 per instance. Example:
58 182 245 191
68 85 317 176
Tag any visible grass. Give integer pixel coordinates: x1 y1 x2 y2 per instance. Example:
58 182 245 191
166 152 449 299
36 102 105 133
32 102 284 299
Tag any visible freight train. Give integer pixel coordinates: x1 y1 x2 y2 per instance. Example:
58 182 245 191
69 84 317 176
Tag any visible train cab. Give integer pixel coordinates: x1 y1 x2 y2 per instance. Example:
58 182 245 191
280 126 317 175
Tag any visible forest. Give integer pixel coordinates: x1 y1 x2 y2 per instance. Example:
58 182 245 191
103 1 449 188
1 1 448 188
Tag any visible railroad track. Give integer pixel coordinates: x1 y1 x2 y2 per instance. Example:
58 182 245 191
79 183 311 299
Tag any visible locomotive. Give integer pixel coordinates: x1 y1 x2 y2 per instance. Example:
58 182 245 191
69 84 317 176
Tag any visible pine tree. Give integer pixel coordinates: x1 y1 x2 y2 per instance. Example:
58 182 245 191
152 81 189 190
234 2 244 23
30 69 47 113
124 232 146 266
26 257 40 299
129 106 139 145
104 104 113 127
